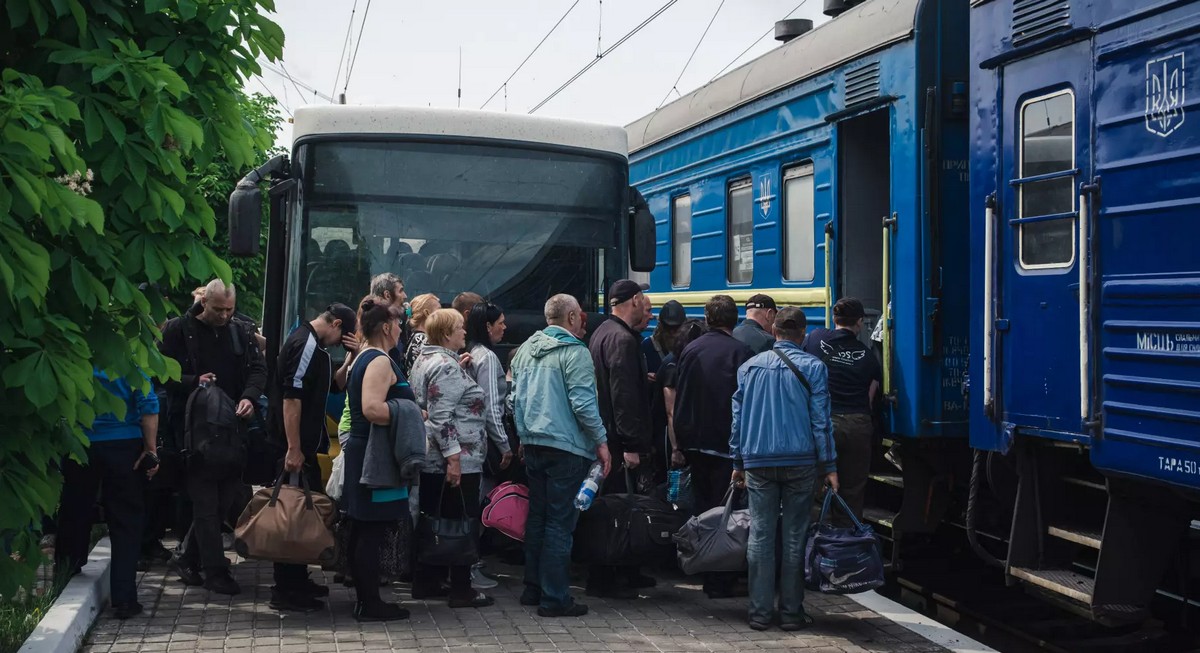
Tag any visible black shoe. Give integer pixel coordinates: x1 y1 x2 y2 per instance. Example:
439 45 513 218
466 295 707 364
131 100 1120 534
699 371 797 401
779 613 814 631
203 571 241 595
354 601 410 622
748 619 771 631
113 602 143 620
519 587 541 607
170 559 203 587
448 592 494 609
624 572 657 589
269 589 324 613
585 584 638 600
136 558 151 572
288 579 329 598
142 542 173 562
537 602 588 617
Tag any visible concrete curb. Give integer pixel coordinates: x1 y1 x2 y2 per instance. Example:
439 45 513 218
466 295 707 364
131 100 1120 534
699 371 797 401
17 538 112 653
847 589 998 653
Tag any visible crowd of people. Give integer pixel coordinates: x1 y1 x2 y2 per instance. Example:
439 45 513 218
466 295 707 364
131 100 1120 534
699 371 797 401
53 272 883 631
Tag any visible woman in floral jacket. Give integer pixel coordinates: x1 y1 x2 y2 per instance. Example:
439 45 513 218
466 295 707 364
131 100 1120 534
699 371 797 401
409 308 493 608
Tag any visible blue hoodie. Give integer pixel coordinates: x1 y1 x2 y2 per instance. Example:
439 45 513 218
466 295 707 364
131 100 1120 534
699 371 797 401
511 326 607 460
730 341 835 473
87 368 160 442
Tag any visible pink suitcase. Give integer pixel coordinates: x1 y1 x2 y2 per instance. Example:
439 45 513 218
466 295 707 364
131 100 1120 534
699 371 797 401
481 482 530 542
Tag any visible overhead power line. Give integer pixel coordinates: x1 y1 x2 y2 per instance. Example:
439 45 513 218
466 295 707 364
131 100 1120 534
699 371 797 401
343 0 374 96
330 0 359 100
259 61 336 103
256 78 292 118
708 0 809 84
529 0 679 115
658 0 725 109
480 0 582 110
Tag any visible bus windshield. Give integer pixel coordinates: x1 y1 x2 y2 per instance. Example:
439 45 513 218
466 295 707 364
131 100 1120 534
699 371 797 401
290 140 625 336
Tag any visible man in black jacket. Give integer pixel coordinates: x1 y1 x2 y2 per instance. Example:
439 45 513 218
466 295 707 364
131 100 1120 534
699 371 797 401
268 303 358 612
160 280 267 595
673 294 754 597
587 279 654 599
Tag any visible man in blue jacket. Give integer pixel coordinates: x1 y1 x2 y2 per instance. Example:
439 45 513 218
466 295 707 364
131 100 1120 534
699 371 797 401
730 307 837 631
57 368 160 620
511 293 611 618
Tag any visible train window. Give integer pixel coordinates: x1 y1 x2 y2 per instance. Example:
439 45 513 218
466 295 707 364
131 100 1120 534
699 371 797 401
671 194 692 287
1018 91 1075 268
727 179 754 284
783 163 815 281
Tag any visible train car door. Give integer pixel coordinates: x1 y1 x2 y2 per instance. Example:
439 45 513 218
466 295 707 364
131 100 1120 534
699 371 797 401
837 108 890 340
995 40 1092 438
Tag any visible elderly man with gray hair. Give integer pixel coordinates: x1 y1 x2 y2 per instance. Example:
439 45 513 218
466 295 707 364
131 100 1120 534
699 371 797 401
510 293 611 618
159 279 267 595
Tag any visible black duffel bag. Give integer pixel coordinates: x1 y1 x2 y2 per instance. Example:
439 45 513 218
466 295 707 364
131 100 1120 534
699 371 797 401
572 468 687 566
804 490 885 594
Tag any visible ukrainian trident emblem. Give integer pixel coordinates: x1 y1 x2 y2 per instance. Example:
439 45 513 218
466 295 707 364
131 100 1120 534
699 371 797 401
1146 52 1186 137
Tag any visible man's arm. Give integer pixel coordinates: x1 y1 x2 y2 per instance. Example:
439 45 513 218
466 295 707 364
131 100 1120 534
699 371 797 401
563 350 607 447
242 334 268 400
158 320 197 390
134 383 160 478
808 362 836 476
282 398 304 472
729 366 746 470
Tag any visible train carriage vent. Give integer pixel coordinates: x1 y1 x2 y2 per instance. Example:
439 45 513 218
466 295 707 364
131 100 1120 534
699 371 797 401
1012 0 1070 45
844 63 881 107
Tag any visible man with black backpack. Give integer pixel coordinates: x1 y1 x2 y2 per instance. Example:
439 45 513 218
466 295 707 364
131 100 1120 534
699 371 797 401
160 279 266 595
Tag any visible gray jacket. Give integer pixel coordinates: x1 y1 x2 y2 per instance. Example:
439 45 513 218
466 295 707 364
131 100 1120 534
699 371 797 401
360 397 425 488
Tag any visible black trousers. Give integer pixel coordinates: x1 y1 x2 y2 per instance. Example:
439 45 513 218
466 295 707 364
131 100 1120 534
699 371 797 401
180 465 244 574
56 439 146 607
415 472 481 600
274 457 323 591
832 413 873 528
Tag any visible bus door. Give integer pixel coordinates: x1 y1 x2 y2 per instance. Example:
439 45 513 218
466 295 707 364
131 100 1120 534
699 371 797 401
993 40 1093 440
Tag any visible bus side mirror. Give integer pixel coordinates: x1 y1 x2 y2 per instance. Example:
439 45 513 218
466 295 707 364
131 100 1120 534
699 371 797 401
629 189 656 273
228 179 262 257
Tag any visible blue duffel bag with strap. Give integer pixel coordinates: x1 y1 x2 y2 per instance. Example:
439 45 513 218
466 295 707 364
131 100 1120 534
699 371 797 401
804 491 885 594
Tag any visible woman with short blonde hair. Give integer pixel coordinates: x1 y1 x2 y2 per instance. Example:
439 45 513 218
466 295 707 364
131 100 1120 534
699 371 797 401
402 293 440 377
409 307 493 608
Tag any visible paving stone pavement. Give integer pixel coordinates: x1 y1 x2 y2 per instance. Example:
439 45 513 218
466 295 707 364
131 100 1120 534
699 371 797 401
82 558 947 653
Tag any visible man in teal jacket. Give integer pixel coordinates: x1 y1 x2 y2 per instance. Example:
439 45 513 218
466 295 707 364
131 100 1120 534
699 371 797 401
511 293 611 618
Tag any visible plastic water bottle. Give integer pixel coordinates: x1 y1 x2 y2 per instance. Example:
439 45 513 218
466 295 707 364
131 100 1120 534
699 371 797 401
574 461 605 511
667 469 681 502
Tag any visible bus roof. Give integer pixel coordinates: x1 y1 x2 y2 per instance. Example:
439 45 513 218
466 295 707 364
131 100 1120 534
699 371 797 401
292 106 628 157
625 0 921 153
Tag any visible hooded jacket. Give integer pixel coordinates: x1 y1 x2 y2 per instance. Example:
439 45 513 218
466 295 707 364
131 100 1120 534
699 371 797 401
511 326 607 460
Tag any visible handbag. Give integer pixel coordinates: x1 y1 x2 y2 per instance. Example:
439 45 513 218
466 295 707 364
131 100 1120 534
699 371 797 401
234 471 338 565
325 451 346 501
481 481 529 542
804 491 885 594
673 483 751 575
327 513 412 580
415 482 480 566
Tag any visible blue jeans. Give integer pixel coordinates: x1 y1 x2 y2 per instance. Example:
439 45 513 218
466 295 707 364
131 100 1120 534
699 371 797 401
523 445 591 610
745 465 818 625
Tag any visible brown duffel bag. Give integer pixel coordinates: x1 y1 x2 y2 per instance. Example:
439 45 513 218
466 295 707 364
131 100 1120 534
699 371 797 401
234 471 337 565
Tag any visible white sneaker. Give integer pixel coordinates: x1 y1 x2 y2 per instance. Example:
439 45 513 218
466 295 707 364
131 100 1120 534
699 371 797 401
470 562 498 589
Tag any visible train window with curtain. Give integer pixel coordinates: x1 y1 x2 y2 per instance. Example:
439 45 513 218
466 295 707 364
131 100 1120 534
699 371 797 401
782 163 815 281
1018 90 1075 269
727 179 754 284
671 194 692 287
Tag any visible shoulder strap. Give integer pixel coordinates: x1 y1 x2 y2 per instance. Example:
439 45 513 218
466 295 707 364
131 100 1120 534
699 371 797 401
772 348 812 395
228 321 246 358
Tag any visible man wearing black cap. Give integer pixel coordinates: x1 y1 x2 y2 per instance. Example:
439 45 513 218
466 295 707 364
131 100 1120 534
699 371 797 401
801 297 881 525
733 294 778 355
642 300 686 475
588 279 656 598
268 303 359 612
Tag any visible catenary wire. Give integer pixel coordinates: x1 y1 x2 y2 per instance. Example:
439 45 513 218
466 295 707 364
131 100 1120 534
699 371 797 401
658 0 725 109
529 0 679 114
480 0 582 110
708 0 809 83
329 0 359 100
343 0 374 95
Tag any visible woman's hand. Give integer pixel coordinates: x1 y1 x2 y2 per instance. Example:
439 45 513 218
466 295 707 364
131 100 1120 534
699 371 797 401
499 451 513 470
458 352 473 369
445 454 462 487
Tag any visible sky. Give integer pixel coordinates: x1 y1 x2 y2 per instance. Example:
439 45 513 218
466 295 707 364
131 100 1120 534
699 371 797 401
252 0 830 144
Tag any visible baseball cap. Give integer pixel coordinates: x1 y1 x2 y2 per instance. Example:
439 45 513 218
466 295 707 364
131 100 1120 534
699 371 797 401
327 303 358 336
746 293 777 310
774 306 808 332
658 300 686 327
832 297 866 322
608 279 650 306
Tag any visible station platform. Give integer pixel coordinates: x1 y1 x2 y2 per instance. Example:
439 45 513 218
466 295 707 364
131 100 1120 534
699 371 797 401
80 557 990 653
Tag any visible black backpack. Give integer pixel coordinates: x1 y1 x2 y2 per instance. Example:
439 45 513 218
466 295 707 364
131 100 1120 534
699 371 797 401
183 383 246 473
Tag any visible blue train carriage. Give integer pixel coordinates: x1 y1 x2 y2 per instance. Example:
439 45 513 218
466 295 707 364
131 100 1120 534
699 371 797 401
627 0 970 540
970 0 1200 623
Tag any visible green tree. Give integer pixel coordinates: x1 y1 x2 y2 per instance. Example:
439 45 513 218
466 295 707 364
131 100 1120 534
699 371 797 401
0 0 283 594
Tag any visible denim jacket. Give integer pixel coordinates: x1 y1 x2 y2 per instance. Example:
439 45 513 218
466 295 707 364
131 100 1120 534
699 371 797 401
730 341 835 473
511 326 607 460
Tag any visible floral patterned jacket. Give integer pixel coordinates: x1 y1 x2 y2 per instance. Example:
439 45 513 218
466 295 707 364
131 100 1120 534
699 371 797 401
410 344 488 475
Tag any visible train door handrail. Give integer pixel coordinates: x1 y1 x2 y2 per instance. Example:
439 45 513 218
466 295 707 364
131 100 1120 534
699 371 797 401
983 194 996 417
882 212 897 397
824 223 834 329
